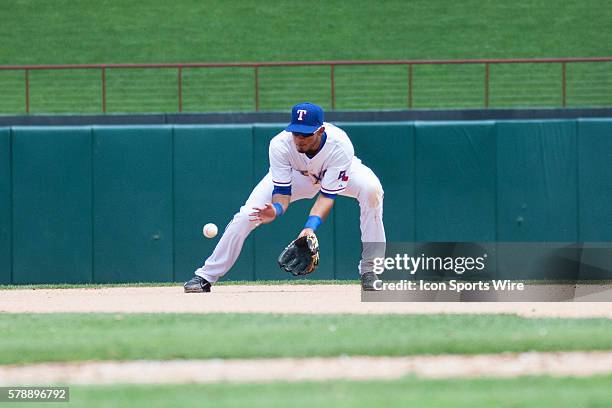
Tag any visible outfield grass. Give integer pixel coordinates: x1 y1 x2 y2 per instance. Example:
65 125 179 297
1 313 611 364
6 376 612 408
1 0 611 113
2 0 610 64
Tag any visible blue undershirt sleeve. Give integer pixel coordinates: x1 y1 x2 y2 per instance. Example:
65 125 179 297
272 185 292 196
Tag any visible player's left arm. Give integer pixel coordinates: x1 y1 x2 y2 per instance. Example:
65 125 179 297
299 150 352 237
298 194 335 237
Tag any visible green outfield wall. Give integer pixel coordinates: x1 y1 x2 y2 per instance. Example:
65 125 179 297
0 120 611 284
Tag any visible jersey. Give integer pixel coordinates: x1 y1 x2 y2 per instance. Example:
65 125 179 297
269 122 355 196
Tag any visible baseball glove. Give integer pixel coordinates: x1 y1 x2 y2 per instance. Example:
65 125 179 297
278 234 320 276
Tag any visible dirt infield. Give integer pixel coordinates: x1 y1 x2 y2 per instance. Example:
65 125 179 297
3 352 612 385
2 284 612 317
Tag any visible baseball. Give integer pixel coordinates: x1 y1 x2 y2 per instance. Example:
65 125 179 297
203 223 218 238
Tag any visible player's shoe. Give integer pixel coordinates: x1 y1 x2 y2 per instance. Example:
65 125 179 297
184 275 212 293
360 272 379 291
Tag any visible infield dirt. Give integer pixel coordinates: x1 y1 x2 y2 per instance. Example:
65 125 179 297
1 284 612 318
3 352 612 385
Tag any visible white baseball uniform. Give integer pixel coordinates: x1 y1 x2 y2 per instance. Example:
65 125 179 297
194 122 386 282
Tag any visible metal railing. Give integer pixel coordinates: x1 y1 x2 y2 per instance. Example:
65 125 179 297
1 57 612 113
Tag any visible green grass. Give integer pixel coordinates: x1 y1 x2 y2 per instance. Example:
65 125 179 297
0 279 357 290
7 376 612 408
1 0 611 113
1 1 610 64
1 313 611 364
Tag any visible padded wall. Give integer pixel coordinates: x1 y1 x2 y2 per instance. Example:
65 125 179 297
173 125 255 282
2 120 612 283
12 127 92 283
92 126 173 283
0 128 11 284
577 119 612 280
415 122 497 242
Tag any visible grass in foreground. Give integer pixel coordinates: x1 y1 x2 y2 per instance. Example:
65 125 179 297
1 314 611 365
7 375 612 408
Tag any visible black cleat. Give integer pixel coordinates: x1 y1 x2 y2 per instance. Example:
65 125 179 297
184 275 212 293
361 272 379 291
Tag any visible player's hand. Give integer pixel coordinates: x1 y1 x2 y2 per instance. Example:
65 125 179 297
298 227 315 238
249 203 276 226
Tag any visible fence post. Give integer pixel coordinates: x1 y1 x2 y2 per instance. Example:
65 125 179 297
562 62 567 107
484 63 490 108
254 66 259 112
101 67 106 113
24 69 30 114
178 66 183 112
408 64 413 109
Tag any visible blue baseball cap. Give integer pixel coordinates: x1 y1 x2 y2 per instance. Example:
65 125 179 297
285 102 324 134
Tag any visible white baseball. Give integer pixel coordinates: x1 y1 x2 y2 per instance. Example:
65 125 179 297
203 223 218 238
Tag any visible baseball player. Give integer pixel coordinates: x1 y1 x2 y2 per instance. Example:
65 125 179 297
184 102 385 292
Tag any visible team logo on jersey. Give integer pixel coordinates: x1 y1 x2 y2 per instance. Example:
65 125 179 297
315 169 327 183
338 170 349 182
300 169 326 184
296 109 307 120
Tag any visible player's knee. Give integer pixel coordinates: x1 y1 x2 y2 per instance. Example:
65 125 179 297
237 205 261 230
359 182 384 208
235 207 252 225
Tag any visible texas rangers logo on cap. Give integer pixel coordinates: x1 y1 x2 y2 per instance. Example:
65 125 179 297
286 102 324 134
296 109 308 120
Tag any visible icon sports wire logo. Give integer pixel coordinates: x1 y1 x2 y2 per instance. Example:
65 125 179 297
373 253 488 275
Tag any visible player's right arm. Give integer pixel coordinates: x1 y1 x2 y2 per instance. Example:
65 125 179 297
249 136 292 225
249 192 289 225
